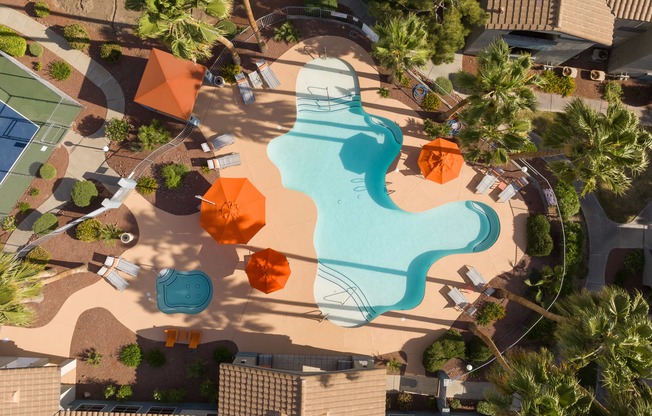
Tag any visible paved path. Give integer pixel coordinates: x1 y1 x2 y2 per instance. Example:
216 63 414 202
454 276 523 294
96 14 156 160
0 5 124 253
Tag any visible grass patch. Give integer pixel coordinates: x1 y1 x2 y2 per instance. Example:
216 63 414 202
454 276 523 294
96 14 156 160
528 110 559 137
596 161 652 223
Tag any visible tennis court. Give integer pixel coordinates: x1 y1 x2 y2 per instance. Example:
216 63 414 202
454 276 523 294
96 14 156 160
0 100 39 185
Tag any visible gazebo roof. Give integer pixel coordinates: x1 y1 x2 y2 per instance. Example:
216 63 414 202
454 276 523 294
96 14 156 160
134 48 207 121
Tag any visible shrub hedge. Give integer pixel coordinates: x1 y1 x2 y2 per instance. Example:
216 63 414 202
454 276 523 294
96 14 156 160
541 70 575 97
34 1 51 18
49 60 72 81
467 336 493 363
555 180 580 221
161 163 189 190
145 348 166 368
105 118 131 142
137 119 171 150
39 163 56 179
434 76 453 95
422 329 466 372
63 24 90 51
118 343 142 368
421 92 441 111
526 214 553 257
100 41 122 63
32 213 58 236
476 301 506 326
563 221 584 274
0 25 27 57
136 176 158 195
25 246 51 269
71 180 98 207
28 43 43 57
1 216 16 232
76 218 102 242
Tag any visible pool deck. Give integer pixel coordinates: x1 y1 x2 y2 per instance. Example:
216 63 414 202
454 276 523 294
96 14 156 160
0 36 527 374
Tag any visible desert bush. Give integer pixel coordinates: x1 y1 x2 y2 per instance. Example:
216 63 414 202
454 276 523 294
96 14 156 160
28 187 40 196
422 329 466 372
421 92 441 111
100 41 122 63
624 250 645 275
555 180 580 221
216 20 238 39
398 72 411 88
186 359 206 379
63 24 90 50
32 213 58 236
39 163 56 179
161 163 189 190
0 24 27 57
220 63 241 84
154 388 186 402
467 336 492 363
603 80 623 103
200 165 211 174
477 400 495 415
199 379 218 403
526 214 553 257
377 87 390 98
28 43 43 57
476 301 506 326
2 216 16 232
274 21 301 43
213 346 234 364
116 385 133 400
34 1 51 18
145 348 166 368
49 60 72 81
118 343 142 368
398 392 413 411
136 176 158 195
104 384 116 399
99 223 123 246
563 221 584 274
76 218 102 242
25 246 51 269
450 398 462 409
541 70 575 97
386 358 401 372
17 202 31 213
105 118 131 142
71 180 98 207
423 118 451 138
137 119 171 150
33 61 42 71
83 347 103 367
434 76 453 94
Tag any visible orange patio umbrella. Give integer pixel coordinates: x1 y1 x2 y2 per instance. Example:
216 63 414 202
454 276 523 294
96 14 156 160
200 178 266 244
418 138 464 184
245 248 291 294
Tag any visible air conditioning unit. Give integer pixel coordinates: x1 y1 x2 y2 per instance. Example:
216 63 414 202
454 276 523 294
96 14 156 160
591 49 609 62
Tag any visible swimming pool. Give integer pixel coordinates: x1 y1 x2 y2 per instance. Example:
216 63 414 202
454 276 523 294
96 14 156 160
0 100 38 185
268 57 500 327
156 268 213 314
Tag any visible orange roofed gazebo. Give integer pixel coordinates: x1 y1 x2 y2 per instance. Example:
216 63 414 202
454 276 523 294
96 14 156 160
134 48 207 121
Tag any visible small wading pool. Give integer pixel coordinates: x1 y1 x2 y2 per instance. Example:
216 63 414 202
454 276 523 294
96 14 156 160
156 269 213 314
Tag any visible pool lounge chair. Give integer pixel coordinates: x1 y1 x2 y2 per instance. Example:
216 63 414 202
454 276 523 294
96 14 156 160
97 266 129 292
475 173 497 194
235 72 255 105
465 266 495 296
248 70 264 88
447 287 477 316
207 153 241 170
105 256 140 277
188 330 202 349
498 183 518 202
256 59 281 90
164 329 178 347
201 133 235 153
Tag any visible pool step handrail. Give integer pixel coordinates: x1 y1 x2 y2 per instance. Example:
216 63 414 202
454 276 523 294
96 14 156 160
317 262 377 321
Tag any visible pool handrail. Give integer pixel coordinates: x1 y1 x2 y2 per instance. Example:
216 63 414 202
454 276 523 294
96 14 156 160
317 262 376 322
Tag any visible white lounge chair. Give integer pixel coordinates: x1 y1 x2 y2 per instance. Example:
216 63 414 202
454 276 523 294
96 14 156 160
465 266 495 296
208 153 241 170
248 70 263 88
105 256 140 277
209 133 235 152
498 183 517 202
235 72 255 105
97 266 129 292
475 173 496 194
447 287 477 316
256 59 281 90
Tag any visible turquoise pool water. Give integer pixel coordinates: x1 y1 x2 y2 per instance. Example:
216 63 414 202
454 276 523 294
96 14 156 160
156 269 213 314
268 58 500 327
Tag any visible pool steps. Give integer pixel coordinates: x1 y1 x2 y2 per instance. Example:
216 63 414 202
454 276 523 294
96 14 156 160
317 261 377 324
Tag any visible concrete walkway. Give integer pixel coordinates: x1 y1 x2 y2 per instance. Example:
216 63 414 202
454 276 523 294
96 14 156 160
0 5 124 253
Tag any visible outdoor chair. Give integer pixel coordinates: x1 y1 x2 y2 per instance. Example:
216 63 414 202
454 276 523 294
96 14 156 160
207 153 241 170
248 70 264 88
498 183 517 202
188 330 202 349
235 72 255 105
164 329 178 347
475 173 497 194
465 266 495 296
208 132 235 152
447 287 477 316
256 59 281 90
97 266 129 292
105 256 140 277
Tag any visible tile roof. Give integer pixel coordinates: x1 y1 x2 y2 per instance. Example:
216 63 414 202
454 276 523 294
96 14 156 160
0 366 60 416
607 0 652 21
218 364 386 416
486 0 615 45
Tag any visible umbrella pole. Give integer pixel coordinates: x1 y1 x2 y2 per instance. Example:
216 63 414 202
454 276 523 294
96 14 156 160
195 195 216 205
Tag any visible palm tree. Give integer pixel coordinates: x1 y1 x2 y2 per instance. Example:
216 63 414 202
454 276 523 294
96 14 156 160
241 0 266 53
543 98 652 196
372 13 429 83
126 0 241 64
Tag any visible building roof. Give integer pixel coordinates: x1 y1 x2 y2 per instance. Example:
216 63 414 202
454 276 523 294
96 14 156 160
486 0 615 45
218 364 386 416
0 366 60 416
134 48 207 121
607 0 652 21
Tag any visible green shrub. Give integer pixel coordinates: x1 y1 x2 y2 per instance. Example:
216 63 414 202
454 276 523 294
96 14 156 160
137 119 171 150
25 246 51 269
541 70 575 97
39 163 56 180
186 358 206 379
2 216 16 232
377 87 390 98
118 343 142 368
32 213 58 236
564 221 584 273
398 392 413 411
34 1 51 18
17 202 31 213
29 187 40 196
199 379 218 403
466 336 492 363
213 346 234 364
216 20 238 39
476 301 506 326
161 163 189 190
305 0 338 9
71 180 98 207
116 385 133 400
154 388 186 402
555 180 580 221
274 21 301 44
423 118 451 138
145 348 166 368
76 218 102 242
614 269 630 287
525 315 556 344
105 118 131 142
526 214 553 257
386 358 401 372
33 61 43 71
450 398 462 409
63 24 90 50
624 250 644 275
421 92 441 111
200 165 211 174
398 72 411 88
100 41 122 63
477 400 495 415
422 329 466 372
104 384 116 399
136 176 158 195
220 63 241 84
99 223 123 245
426 395 437 410
83 347 103 367
28 43 43 57
0 25 27 57
49 60 72 81
603 80 623 103
434 76 453 95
